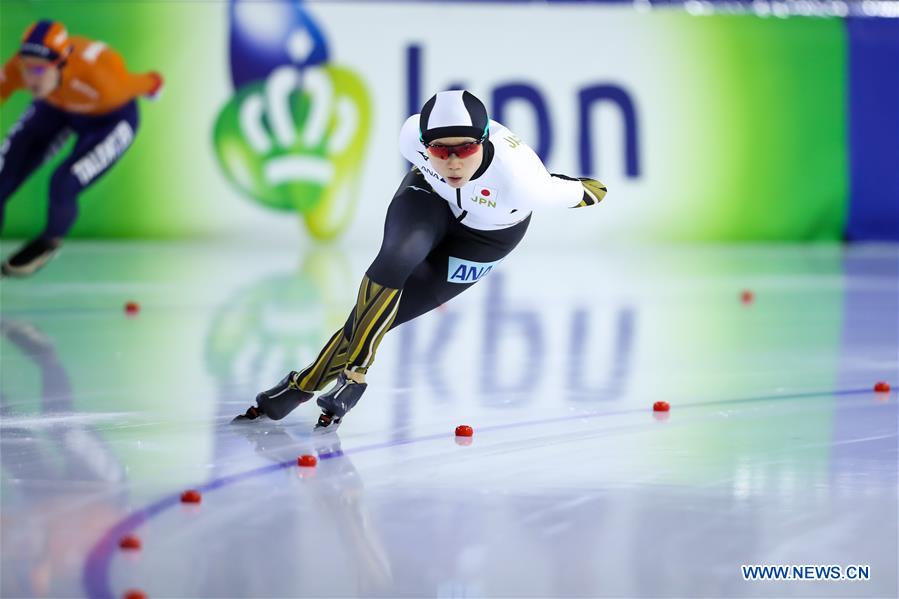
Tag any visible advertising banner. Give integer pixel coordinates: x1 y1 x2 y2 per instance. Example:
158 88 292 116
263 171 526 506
0 1 847 243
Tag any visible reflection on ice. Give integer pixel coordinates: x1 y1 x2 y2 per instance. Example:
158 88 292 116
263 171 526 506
0 242 896 597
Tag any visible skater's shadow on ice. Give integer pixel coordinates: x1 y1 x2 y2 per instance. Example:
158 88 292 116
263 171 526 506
227 419 341 463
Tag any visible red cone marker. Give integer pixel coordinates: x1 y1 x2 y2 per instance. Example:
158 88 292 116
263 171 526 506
297 455 317 467
455 425 473 437
180 490 201 504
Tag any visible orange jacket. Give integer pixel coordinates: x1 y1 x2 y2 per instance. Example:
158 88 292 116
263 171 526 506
0 36 160 115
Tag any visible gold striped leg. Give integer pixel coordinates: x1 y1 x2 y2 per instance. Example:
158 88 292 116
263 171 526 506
323 345 349 382
345 275 403 375
295 328 350 392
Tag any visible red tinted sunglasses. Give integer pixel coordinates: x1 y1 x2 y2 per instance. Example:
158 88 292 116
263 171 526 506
425 141 482 160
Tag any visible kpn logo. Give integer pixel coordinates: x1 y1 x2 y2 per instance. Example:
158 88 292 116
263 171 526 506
213 0 371 240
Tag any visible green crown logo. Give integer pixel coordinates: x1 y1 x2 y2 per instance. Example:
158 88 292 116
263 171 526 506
213 65 370 240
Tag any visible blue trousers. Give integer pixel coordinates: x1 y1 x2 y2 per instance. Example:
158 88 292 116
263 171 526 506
0 100 139 239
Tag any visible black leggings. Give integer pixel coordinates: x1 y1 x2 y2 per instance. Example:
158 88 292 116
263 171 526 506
295 169 529 390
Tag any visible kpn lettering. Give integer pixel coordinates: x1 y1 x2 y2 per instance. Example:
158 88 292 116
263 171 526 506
447 257 502 284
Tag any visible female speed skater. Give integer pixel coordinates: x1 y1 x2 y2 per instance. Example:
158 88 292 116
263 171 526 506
0 20 163 277
237 90 608 429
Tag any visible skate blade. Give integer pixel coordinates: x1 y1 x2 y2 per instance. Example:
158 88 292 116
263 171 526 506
313 423 340 434
1 250 60 278
231 406 266 423
313 413 341 433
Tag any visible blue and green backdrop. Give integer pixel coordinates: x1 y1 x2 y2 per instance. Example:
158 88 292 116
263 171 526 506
0 0 896 242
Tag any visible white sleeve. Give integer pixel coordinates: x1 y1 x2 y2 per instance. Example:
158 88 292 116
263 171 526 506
512 145 584 210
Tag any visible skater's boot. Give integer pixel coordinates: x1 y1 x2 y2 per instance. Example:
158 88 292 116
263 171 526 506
2 238 61 277
315 372 367 431
235 371 313 422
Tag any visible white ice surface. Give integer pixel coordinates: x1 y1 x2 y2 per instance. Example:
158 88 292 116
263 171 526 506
1 242 896 598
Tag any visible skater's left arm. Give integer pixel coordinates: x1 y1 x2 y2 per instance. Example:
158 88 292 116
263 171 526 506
549 173 608 208
506 133 607 210
90 46 162 104
516 157 607 210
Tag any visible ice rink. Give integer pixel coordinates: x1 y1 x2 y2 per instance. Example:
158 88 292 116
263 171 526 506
1 241 896 598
